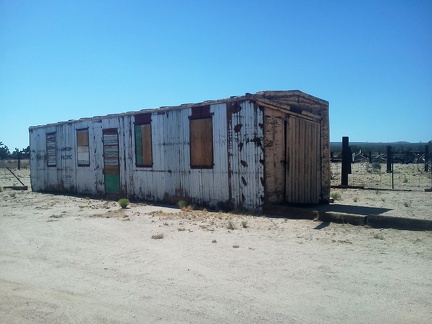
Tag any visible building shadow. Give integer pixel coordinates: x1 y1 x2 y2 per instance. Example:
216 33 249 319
312 204 392 216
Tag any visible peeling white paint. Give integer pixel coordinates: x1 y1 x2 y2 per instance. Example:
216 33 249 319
29 91 329 208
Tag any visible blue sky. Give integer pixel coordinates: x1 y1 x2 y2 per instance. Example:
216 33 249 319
1 0 431 150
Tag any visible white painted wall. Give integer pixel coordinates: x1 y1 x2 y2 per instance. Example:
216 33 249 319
30 100 265 209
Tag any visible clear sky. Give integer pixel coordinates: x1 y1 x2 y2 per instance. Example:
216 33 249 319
1 0 431 150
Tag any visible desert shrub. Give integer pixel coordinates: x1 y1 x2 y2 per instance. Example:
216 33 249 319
330 192 341 200
151 233 164 239
9 192 16 198
373 233 385 240
241 220 248 228
118 198 130 209
177 200 187 210
367 162 382 173
227 219 236 230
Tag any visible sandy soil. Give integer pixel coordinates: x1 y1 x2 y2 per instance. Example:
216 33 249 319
1 166 432 323
328 163 432 220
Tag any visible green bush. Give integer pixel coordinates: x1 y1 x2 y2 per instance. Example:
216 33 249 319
330 192 341 201
118 198 130 209
177 200 187 209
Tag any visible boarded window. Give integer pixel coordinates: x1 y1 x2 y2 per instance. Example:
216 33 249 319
189 106 213 168
134 113 153 167
77 129 90 166
46 132 56 167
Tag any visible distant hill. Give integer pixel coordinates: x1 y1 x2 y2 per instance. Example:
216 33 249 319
330 141 431 153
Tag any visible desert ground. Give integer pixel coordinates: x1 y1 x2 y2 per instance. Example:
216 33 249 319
1 164 431 323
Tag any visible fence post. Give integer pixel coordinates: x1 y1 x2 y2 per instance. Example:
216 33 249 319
341 137 351 186
425 145 429 172
387 146 394 189
18 152 21 170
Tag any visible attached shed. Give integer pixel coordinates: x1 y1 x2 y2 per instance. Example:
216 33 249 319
29 90 330 208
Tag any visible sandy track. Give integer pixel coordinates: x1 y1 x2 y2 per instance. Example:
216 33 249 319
1 189 431 323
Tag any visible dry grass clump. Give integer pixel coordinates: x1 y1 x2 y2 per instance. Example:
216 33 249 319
227 219 236 230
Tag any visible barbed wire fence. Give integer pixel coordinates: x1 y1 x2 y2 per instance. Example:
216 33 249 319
331 151 432 191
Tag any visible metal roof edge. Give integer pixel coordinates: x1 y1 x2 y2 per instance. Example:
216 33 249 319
28 90 327 129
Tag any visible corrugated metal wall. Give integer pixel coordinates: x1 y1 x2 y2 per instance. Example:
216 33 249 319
263 108 285 204
227 101 264 208
129 104 231 207
30 100 265 209
285 116 321 204
30 118 127 196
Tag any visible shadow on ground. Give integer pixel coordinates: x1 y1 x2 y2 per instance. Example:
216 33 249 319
312 204 392 216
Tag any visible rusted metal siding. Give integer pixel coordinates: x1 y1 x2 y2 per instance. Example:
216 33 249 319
320 105 330 202
263 108 285 204
285 116 321 204
227 101 264 208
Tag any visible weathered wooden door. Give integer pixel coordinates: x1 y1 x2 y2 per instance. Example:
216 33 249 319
285 116 321 204
103 129 120 195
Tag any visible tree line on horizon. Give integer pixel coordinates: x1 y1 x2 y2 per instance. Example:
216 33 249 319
330 141 432 155
0 142 30 160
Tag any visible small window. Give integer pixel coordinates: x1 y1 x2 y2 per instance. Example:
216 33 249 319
77 129 90 166
189 106 213 168
46 132 57 167
134 113 153 167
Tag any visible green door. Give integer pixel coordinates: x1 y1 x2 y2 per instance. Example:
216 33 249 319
103 129 120 194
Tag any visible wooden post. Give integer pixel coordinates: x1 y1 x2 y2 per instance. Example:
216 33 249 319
387 146 394 189
341 137 350 186
386 146 392 173
425 145 429 172
17 152 21 170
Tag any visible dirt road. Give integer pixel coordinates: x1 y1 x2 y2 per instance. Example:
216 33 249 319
1 189 431 323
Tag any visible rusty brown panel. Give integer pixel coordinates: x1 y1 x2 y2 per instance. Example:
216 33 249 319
320 105 330 202
134 113 152 124
263 108 285 204
141 124 152 166
190 105 211 119
190 118 213 168
285 116 321 204
104 165 119 175
77 129 89 146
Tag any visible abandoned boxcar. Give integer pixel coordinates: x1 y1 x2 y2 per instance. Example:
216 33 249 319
29 90 330 208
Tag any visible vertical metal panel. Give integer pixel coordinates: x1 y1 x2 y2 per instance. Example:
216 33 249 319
228 101 264 208
130 103 229 207
30 128 46 191
285 116 321 204
263 108 285 204
103 129 120 194
320 105 330 201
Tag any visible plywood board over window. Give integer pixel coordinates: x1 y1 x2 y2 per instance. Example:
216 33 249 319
134 113 153 167
189 106 213 168
46 132 56 167
77 129 90 166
